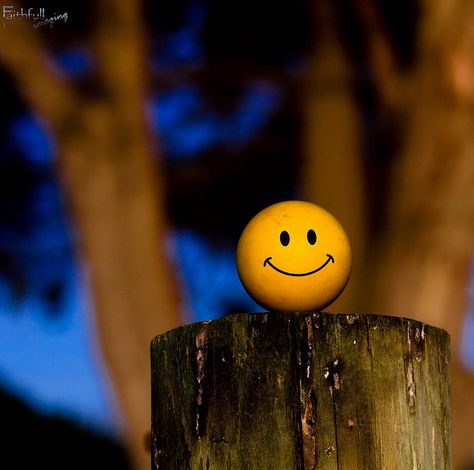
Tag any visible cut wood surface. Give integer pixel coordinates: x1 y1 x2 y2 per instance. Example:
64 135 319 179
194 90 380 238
151 312 451 469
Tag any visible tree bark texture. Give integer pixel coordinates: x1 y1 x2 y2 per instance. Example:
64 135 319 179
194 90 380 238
151 312 451 469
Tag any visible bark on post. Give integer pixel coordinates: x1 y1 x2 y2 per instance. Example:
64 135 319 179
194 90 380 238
151 312 451 469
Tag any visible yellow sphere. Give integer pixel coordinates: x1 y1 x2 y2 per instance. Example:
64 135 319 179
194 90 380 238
236 201 352 312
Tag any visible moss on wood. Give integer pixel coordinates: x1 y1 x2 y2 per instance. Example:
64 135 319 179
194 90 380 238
151 312 451 469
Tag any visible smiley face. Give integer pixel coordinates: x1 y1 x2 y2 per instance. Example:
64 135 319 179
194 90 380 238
236 201 352 312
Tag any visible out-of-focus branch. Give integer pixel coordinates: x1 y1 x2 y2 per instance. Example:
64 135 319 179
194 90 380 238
354 0 401 109
58 3 183 469
0 19 76 124
301 0 367 312
93 0 148 91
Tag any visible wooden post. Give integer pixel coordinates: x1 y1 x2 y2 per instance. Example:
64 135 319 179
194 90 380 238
151 312 451 469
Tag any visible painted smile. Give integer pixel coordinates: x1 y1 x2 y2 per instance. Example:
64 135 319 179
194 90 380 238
263 254 335 277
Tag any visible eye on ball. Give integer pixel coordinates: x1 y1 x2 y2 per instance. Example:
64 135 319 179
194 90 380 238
236 200 352 312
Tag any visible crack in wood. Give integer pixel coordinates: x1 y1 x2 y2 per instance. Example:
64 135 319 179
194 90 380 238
152 434 160 469
331 379 341 469
324 358 343 392
345 313 360 325
323 355 342 469
406 322 418 411
302 388 318 470
290 317 305 470
305 316 314 380
195 325 209 438
406 357 417 410
300 314 318 470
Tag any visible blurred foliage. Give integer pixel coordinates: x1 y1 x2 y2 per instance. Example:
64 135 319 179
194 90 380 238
0 66 71 313
0 0 419 315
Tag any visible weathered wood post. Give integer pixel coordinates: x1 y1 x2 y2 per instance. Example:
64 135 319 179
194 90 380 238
151 312 451 469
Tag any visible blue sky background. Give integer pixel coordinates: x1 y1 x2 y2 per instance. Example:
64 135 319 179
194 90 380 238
0 264 122 435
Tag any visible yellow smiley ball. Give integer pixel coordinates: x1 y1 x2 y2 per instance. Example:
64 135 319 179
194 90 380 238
236 201 352 312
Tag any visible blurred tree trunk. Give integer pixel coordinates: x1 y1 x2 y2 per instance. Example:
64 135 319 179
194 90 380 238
0 3 182 469
301 0 368 313
302 0 474 467
373 0 474 466
373 0 474 355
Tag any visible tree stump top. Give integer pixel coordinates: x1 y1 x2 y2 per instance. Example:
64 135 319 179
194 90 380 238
151 311 451 469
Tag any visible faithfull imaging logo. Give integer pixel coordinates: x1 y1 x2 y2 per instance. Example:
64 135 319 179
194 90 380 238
2 5 68 28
